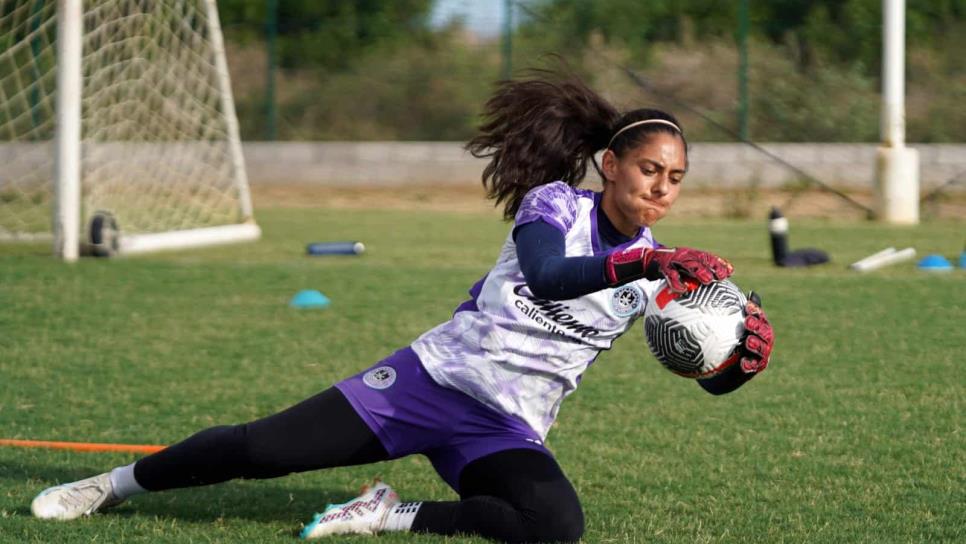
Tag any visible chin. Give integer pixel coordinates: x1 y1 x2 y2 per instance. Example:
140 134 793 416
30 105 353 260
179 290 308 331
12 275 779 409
641 210 666 226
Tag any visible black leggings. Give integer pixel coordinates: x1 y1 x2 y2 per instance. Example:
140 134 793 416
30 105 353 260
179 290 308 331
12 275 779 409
134 387 583 543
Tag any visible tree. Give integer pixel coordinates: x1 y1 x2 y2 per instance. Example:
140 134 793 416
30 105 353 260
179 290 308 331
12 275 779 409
218 0 435 71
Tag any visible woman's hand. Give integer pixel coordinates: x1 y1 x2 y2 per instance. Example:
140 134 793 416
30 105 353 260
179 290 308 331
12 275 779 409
739 292 774 374
605 246 733 292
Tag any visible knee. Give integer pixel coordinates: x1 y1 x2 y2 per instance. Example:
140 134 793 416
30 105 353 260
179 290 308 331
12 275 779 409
527 492 584 543
537 506 584 543
234 423 287 478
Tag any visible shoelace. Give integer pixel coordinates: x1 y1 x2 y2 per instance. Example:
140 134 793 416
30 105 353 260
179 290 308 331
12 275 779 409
56 484 105 512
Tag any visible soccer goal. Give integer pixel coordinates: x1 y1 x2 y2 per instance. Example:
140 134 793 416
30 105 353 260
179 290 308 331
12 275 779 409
0 0 259 260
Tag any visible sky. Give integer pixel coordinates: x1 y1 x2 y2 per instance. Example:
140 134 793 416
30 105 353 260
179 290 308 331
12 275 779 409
430 0 506 37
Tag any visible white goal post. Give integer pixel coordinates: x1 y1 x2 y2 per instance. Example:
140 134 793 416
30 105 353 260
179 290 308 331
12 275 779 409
876 0 919 224
1 0 259 260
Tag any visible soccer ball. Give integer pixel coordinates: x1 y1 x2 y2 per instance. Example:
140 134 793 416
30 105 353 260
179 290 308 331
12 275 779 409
643 279 747 378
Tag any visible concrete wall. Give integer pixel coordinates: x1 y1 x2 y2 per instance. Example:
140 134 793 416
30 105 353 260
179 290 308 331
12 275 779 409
1 142 962 191
243 142 966 190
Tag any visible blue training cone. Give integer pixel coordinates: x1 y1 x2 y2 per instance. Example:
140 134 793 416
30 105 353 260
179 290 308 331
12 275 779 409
917 254 953 272
290 289 331 309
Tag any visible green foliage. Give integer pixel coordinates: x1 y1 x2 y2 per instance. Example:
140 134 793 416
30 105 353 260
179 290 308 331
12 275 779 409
749 43 880 141
1 207 964 542
232 29 495 140
212 0 966 142
527 0 966 74
218 0 434 70
517 0 735 61
6 0 964 142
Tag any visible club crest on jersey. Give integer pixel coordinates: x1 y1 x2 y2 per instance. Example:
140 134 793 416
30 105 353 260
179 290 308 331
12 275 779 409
363 366 396 390
611 284 643 317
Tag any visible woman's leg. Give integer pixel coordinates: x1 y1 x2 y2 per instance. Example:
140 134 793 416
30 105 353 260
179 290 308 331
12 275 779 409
410 449 584 544
134 387 388 490
32 387 388 520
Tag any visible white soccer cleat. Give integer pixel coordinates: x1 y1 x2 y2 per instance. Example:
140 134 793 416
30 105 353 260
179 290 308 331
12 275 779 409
300 480 399 539
30 472 124 521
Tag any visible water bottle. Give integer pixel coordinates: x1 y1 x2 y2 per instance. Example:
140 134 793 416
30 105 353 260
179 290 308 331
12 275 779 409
768 207 789 266
306 241 366 255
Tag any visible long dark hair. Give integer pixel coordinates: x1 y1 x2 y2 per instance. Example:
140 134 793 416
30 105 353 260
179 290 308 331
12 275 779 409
467 71 686 220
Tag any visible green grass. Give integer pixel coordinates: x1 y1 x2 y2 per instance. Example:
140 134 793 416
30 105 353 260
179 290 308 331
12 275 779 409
1 208 964 543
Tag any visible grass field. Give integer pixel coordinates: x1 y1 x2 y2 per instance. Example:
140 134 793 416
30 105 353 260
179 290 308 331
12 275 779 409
1 203 964 543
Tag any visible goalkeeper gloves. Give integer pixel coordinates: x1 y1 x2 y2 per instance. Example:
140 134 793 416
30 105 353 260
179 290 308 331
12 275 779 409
739 291 774 374
605 246 733 293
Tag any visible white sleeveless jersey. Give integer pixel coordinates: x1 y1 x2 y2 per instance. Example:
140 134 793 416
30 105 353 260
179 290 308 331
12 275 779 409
411 181 663 439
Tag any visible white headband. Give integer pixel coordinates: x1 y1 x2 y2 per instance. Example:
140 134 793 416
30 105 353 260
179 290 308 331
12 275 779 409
606 119 682 150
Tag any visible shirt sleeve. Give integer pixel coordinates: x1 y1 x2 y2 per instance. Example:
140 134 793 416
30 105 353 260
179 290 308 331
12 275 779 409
697 363 754 395
514 219 609 300
514 181 580 235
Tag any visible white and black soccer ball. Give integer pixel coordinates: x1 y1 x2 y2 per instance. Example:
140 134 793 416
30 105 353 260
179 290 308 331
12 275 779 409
643 279 746 378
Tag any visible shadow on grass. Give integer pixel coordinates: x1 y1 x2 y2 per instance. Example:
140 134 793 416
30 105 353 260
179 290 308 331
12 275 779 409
125 483 354 523
7 459 359 525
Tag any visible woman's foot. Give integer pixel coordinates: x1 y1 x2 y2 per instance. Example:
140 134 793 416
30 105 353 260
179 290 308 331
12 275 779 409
31 473 124 520
300 481 399 539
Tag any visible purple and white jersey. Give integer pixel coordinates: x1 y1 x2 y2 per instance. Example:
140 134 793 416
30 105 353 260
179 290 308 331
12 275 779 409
411 181 663 439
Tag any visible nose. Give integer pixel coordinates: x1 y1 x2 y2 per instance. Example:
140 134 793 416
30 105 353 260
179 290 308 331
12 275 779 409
651 175 670 197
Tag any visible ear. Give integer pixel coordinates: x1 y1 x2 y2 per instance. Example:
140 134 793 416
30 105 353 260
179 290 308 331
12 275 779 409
601 149 619 182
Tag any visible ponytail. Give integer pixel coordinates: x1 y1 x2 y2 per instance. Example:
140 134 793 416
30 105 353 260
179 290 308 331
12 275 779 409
466 71 620 220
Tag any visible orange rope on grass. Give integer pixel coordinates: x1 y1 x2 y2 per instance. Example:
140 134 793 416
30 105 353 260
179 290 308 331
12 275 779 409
0 438 165 454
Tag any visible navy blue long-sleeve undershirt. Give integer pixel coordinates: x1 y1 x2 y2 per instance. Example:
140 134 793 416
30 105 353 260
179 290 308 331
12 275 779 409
512 221 610 300
512 201 632 300
512 206 750 395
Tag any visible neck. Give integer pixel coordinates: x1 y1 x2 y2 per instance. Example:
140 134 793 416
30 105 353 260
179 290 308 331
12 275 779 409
600 189 640 238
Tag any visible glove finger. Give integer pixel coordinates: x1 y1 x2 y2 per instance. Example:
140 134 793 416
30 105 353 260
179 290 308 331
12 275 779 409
710 256 734 280
744 333 771 358
744 313 762 334
740 356 761 374
758 322 774 345
681 261 714 285
745 313 773 338
745 312 774 345
744 334 762 355
662 266 687 293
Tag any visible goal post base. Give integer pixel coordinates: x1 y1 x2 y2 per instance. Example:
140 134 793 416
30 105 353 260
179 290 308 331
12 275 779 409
875 145 920 225
117 223 261 256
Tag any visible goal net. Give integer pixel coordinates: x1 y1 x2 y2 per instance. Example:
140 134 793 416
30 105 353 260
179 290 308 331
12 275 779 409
0 0 258 259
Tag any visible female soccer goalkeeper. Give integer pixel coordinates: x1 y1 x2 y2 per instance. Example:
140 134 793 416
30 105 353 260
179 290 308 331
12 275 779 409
32 72 774 543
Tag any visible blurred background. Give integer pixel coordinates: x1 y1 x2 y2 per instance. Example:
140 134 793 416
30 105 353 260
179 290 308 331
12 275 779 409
212 0 966 220
223 0 966 143
1 0 963 243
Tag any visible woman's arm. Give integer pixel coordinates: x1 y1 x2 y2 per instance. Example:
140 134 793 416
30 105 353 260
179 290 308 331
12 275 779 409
513 220 610 300
698 294 774 395
514 220 734 300
697 364 754 395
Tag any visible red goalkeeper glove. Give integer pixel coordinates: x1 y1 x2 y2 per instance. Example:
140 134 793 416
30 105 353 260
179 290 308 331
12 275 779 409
605 246 733 292
739 291 774 374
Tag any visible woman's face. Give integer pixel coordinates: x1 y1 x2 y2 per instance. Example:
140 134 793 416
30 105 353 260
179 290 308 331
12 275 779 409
600 132 687 235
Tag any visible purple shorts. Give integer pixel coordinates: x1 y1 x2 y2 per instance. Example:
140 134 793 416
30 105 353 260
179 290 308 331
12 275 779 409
335 347 551 492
